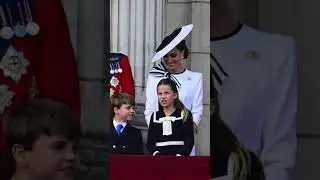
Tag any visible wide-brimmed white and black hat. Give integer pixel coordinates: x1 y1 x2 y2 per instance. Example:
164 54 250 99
151 24 193 62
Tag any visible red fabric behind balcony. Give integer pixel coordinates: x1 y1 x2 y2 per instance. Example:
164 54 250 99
110 155 210 180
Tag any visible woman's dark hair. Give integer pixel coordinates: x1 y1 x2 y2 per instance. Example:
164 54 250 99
175 40 189 59
157 78 198 133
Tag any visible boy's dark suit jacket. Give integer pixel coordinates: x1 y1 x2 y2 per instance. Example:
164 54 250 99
110 123 144 155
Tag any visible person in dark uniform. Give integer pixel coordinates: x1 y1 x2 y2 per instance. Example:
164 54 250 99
110 93 143 155
146 78 194 156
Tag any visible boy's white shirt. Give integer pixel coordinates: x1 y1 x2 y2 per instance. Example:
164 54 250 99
113 119 127 133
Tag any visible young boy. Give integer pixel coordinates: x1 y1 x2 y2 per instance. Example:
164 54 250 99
110 93 144 155
0 98 81 180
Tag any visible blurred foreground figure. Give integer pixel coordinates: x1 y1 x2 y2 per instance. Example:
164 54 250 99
211 0 298 179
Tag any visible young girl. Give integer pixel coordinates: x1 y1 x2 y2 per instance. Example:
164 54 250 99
146 78 195 156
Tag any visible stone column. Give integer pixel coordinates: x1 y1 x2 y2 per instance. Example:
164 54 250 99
62 1 108 179
118 0 130 53
190 0 210 156
77 0 108 133
110 0 164 104
110 0 165 148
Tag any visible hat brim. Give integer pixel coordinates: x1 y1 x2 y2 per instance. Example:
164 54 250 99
151 24 193 62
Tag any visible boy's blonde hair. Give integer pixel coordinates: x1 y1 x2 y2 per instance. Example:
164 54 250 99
111 93 135 108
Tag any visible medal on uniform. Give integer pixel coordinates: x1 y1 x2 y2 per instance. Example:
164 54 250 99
0 26 14 40
110 63 114 74
0 84 15 114
110 63 115 74
110 76 119 87
24 1 39 36
14 2 27 37
26 21 39 35
114 62 119 74
113 62 118 74
114 63 119 74
14 23 26 37
116 62 122 73
0 6 13 40
0 46 30 83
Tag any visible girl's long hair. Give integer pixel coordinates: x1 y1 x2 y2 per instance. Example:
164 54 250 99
157 78 198 133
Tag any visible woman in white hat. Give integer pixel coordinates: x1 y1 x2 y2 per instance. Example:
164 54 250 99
144 24 203 156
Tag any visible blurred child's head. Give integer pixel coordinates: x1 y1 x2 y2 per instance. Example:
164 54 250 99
3 98 81 180
111 93 135 121
157 78 179 109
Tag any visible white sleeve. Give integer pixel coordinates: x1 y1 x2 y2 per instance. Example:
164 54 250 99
260 38 297 180
144 75 158 126
191 73 203 126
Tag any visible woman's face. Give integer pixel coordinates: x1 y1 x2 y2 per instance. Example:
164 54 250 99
163 48 184 73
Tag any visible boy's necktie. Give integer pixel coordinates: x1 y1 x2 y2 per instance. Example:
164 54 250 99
116 124 123 136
